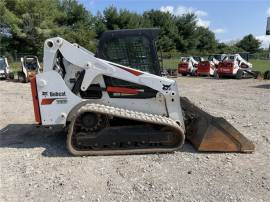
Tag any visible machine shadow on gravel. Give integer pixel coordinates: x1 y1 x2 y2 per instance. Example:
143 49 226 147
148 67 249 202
0 124 70 157
251 84 270 89
0 124 197 157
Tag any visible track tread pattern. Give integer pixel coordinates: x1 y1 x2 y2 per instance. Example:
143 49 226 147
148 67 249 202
67 103 185 156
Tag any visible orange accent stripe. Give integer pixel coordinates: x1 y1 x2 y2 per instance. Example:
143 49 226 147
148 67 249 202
41 98 56 105
106 86 139 94
30 77 41 124
119 66 143 76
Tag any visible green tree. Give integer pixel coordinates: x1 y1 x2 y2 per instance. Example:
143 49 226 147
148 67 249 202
1 0 96 58
94 6 150 38
236 34 261 53
143 10 178 52
195 27 217 53
174 13 198 52
103 6 120 30
94 11 107 38
216 43 243 54
118 9 147 29
3 1 260 59
55 0 96 51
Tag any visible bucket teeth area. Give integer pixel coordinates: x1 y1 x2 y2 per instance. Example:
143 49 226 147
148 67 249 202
180 97 255 153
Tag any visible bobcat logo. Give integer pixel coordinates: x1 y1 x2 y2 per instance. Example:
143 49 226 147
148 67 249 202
42 91 48 96
50 91 66 96
162 84 172 91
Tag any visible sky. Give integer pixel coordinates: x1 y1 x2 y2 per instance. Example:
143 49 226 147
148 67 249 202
79 0 270 48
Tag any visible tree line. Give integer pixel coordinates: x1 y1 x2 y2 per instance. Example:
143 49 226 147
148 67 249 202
0 0 264 60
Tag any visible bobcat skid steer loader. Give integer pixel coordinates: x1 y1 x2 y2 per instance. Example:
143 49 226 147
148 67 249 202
216 54 256 79
178 56 199 76
197 55 226 76
18 55 41 83
30 36 254 156
0 56 11 79
96 29 254 153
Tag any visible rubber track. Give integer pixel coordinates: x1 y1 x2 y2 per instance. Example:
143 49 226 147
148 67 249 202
66 103 185 156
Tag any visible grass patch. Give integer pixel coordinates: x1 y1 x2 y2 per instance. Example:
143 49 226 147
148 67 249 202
250 59 269 72
9 62 21 72
162 58 180 69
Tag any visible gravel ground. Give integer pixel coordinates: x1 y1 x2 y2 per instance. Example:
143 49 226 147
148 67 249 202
0 77 269 202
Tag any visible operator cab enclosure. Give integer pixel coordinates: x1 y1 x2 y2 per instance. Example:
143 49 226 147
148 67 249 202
22 55 40 71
